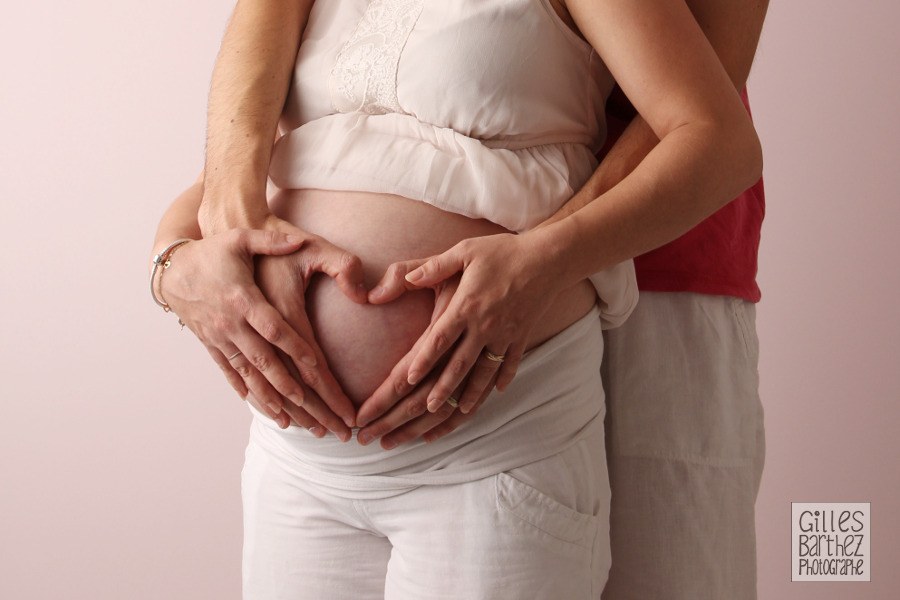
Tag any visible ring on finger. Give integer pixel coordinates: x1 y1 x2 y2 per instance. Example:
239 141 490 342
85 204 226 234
483 349 505 363
446 395 459 408
227 350 243 361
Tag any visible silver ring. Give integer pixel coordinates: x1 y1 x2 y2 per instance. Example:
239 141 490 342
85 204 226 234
446 395 459 408
227 350 243 361
483 349 505 363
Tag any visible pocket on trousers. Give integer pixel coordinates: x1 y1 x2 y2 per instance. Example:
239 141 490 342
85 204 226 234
495 472 598 549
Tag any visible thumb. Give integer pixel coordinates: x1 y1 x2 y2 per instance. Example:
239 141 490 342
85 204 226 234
305 238 367 304
368 258 430 304
404 246 465 287
237 229 305 256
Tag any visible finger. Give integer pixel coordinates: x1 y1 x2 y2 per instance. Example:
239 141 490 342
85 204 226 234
421 409 473 443
357 371 463 448
272 384 328 436
379 399 458 450
405 310 467 386
281 402 327 436
457 347 508 414
357 276 461 425
243 291 319 368
368 258 430 304
227 335 352 439
422 334 486 412
278 342 355 432
305 238 367 304
205 345 249 399
268 352 330 436
229 325 309 409
255 254 357 428
226 283 334 416
356 354 425 437
234 228 304 257
246 392 290 429
495 341 527 392
355 383 431 447
423 373 496 443
355 349 419 429
224 350 286 416
278 309 357 429
403 243 467 287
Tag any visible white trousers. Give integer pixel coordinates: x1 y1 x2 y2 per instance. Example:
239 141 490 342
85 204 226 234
601 292 766 600
242 419 610 599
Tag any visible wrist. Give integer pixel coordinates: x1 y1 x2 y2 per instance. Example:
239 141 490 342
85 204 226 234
197 186 272 236
150 239 193 311
521 222 585 292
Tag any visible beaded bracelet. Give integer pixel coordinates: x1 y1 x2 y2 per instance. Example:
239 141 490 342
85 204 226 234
150 239 193 311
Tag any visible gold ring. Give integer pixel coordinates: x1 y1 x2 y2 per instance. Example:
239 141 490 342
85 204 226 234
446 396 459 408
483 349 505 363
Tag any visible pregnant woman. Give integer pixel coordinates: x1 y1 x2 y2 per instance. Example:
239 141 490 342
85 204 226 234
149 0 761 598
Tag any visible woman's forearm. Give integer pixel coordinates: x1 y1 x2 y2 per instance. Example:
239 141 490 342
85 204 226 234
151 177 203 265
200 0 314 235
531 113 761 291
535 0 769 282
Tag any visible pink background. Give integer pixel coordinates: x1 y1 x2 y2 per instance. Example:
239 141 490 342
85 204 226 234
1 1 897 598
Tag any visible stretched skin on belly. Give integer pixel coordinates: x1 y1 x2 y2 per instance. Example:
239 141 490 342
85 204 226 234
269 189 596 406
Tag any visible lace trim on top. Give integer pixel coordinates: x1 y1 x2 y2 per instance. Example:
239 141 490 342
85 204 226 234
329 0 424 115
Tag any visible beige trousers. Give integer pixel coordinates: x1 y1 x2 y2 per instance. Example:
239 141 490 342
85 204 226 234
601 292 766 600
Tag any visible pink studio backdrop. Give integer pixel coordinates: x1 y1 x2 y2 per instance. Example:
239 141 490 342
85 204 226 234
1 1 897 599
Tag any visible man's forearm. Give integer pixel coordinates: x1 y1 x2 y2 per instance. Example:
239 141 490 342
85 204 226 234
201 0 313 235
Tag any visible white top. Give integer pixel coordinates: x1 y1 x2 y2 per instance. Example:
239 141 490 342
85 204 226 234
270 0 637 327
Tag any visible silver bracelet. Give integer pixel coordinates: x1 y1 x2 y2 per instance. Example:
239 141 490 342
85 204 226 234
150 238 193 309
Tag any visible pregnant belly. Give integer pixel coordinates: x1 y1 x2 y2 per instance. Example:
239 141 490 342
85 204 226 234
269 189 596 406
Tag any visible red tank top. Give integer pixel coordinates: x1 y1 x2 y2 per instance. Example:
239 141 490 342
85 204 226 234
604 89 764 302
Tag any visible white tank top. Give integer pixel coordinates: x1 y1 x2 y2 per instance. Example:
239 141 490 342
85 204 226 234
270 0 636 328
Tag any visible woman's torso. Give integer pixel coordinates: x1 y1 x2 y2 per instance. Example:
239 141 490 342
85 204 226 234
270 189 596 406
268 0 613 405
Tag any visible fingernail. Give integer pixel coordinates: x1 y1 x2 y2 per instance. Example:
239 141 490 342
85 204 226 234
343 416 356 429
369 286 384 300
337 429 351 443
286 234 304 245
357 431 372 446
460 403 471 415
426 396 442 413
267 402 282 414
309 426 324 437
405 269 423 283
408 371 421 386
382 438 397 450
301 354 317 367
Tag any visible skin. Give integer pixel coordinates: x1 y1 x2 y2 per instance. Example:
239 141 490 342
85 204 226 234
356 0 770 446
153 0 767 447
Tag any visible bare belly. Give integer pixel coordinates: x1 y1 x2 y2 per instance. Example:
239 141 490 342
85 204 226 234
269 189 596 406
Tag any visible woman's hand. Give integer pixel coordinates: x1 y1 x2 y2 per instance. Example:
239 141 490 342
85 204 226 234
356 278 476 448
357 356 496 449
358 232 568 431
160 225 366 441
